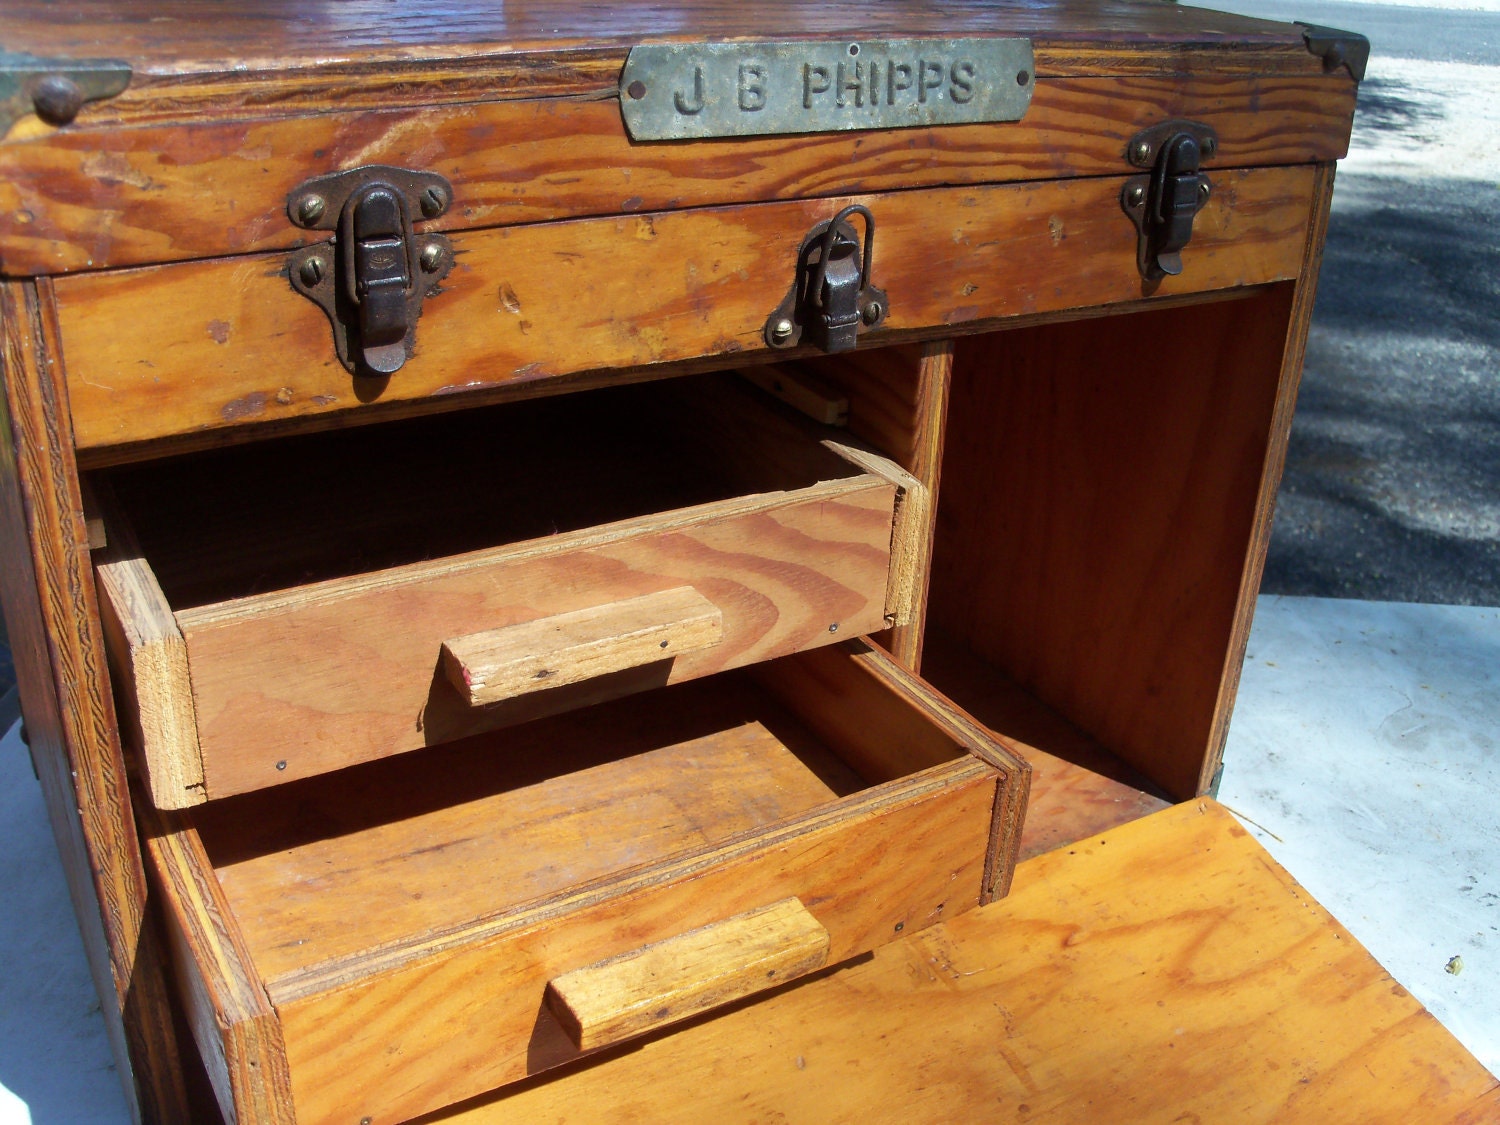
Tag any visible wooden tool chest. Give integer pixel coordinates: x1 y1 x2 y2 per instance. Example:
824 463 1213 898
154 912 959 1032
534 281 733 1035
2 3 1495 1123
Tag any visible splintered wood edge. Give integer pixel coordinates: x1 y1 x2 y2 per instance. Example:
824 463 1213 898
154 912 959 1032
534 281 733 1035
822 440 928 626
545 898 830 1051
90 481 206 808
439 586 724 706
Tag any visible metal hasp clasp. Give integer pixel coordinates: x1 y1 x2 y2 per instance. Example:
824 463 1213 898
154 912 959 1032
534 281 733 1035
1120 121 1217 281
764 205 888 354
287 165 455 375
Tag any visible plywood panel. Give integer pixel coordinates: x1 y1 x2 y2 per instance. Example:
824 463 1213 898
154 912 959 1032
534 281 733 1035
430 801 1500 1125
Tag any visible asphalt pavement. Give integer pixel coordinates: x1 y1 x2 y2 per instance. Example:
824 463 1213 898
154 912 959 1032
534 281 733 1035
1193 0 1500 605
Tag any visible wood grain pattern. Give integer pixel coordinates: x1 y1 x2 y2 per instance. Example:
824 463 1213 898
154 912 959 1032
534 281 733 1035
1197 162 1340 794
929 284 1297 800
755 641 1030 903
0 74 1353 275
921 628 1170 861
161 644 1016 1125
91 480 206 809
0 281 192 1120
545 898 830 1050
432 800 1500 1125
441 586 724 706
55 166 1317 455
91 374 902 798
143 804 294 1124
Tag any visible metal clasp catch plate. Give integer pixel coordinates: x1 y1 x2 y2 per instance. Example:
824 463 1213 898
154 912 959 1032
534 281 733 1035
764 205 888 354
287 165 455 375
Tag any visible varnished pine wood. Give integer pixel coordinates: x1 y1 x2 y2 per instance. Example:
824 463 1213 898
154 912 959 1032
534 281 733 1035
91 479 206 809
921 628 1171 861
1198 162 1340 793
0 280 193 1121
441 587 724 706
738 366 849 426
0 74 1353 275
55 167 1316 454
92 376 902 798
0 1 1339 153
929 284 1298 801
429 801 1500 1125
143 804 294 1124
155 645 1018 1125
545 898 830 1051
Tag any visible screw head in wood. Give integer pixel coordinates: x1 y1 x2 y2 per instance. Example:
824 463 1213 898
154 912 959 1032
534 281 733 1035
1131 140 1152 165
1201 135 1217 159
32 75 84 125
295 195 327 225
771 318 795 343
1198 180 1211 205
1126 184 1146 208
298 257 325 286
420 185 448 218
419 243 445 272
862 301 882 325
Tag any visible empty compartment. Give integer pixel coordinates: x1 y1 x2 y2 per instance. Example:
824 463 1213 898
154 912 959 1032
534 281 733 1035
146 641 1028 1125
90 372 923 806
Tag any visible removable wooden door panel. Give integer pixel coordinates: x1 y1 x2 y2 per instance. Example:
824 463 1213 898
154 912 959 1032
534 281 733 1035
55 166 1317 456
427 800 1500 1125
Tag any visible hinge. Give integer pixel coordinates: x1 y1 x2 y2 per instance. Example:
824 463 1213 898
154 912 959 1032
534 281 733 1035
0 51 132 134
286 165 456 376
1296 24 1371 83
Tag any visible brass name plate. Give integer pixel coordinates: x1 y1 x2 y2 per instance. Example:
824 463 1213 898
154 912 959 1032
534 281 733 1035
619 38 1034 141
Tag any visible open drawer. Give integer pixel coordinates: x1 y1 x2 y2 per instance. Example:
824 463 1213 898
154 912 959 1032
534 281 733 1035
144 640 1029 1125
90 372 923 807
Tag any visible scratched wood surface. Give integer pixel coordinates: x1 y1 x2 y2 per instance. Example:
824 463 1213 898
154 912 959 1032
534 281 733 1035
0 0 1328 92
154 643 1019 1125
55 166 1316 458
0 74 1353 276
430 800 1500 1125
0 281 193 1119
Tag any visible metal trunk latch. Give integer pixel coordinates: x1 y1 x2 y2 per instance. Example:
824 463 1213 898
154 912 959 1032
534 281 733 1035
765 205 888 354
1120 121 1217 281
287 165 455 375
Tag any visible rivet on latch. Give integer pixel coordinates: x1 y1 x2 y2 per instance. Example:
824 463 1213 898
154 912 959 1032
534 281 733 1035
763 204 889 354
285 165 456 376
1120 121 1217 281
31 75 84 125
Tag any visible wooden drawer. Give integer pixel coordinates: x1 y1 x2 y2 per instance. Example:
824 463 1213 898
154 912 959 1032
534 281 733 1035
92 373 924 808
56 168 1317 460
145 640 1030 1125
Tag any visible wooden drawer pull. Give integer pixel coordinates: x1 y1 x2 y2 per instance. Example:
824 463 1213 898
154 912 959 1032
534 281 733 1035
546 898 830 1051
440 586 724 706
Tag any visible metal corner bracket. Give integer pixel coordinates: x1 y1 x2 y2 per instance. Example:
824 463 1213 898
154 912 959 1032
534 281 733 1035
0 51 132 134
1296 24 1371 83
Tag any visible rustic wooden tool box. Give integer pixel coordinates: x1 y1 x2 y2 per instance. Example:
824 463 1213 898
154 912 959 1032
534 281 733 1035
2 3 1496 1123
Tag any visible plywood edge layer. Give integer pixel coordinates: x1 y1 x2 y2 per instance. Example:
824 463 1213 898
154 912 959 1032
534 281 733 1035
545 898 830 1050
